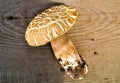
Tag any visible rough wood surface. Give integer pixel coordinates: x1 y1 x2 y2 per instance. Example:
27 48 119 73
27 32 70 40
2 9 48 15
0 0 120 83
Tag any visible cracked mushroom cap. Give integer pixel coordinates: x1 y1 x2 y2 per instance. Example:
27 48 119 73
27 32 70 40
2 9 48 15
25 5 78 46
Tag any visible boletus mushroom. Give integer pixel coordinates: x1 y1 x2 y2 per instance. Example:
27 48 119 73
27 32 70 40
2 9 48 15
25 5 88 80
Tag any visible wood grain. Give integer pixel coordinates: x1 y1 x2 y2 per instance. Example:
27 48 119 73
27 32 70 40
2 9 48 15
0 0 120 83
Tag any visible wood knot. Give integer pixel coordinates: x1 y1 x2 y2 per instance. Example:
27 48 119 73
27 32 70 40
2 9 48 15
104 78 108 80
7 16 18 20
94 51 98 55
91 38 94 41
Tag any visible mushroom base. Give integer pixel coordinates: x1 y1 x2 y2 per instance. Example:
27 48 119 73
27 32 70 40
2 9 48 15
51 35 88 80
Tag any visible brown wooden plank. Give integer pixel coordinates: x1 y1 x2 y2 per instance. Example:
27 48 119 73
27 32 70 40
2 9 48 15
0 0 64 83
52 0 120 83
0 0 120 83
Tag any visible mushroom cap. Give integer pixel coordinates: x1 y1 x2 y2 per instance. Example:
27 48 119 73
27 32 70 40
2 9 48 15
25 5 78 46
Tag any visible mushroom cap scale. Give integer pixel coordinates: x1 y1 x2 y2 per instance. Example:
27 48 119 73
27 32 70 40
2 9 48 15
25 5 78 46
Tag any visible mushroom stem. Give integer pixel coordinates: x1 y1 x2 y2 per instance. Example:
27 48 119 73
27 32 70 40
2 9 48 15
51 35 88 80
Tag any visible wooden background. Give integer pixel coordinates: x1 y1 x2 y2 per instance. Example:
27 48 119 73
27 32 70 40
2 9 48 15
0 0 120 83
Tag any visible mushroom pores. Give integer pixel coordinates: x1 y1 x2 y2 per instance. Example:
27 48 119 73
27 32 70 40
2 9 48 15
25 5 78 46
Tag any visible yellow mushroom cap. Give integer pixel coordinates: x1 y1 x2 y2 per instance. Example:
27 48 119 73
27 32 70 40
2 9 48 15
25 5 78 46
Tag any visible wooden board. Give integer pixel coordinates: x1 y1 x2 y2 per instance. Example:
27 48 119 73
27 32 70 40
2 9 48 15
0 0 120 83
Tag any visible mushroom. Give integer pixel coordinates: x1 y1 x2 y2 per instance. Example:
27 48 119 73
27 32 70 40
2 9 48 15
25 5 88 80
